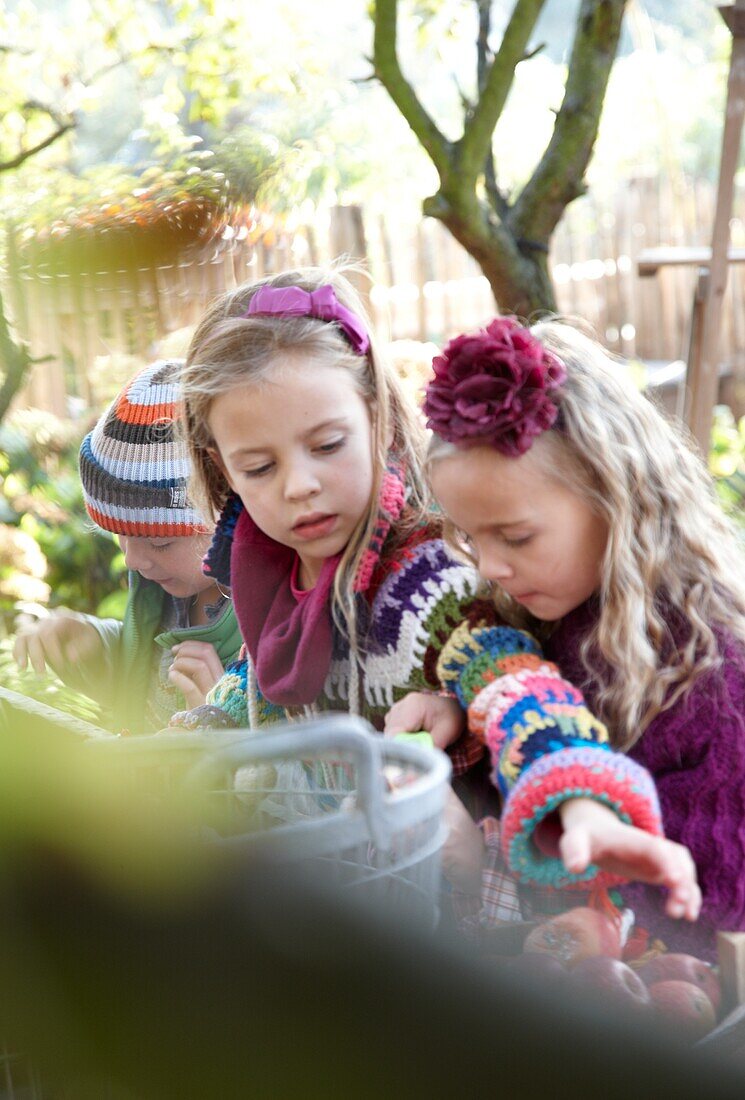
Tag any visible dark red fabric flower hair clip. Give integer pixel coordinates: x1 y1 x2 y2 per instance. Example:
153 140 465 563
423 317 566 456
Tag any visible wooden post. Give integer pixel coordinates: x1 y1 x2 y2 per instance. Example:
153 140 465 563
329 205 371 310
718 931 745 1011
686 1 745 452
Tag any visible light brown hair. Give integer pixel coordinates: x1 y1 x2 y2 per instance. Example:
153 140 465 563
180 265 429 645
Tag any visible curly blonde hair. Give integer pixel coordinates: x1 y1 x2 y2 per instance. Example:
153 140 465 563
180 264 429 646
430 319 745 750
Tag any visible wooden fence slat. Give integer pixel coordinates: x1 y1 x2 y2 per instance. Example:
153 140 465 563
6 178 745 418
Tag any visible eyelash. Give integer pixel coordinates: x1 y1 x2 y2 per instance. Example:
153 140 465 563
242 439 346 479
503 535 532 548
151 542 174 552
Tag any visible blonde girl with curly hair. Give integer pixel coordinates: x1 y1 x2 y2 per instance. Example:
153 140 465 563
419 316 745 957
173 270 699 929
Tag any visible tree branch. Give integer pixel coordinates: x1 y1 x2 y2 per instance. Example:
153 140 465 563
476 0 510 221
509 0 628 243
371 0 453 181
456 0 548 187
0 290 31 425
0 121 75 174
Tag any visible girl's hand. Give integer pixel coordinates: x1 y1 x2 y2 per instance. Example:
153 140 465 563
168 641 225 709
441 786 485 896
558 798 702 921
13 613 102 678
383 692 465 750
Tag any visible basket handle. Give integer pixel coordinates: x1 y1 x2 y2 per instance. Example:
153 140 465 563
183 714 394 849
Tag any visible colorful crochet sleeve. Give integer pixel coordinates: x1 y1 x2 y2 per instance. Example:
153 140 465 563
437 621 663 890
168 656 286 730
205 659 250 726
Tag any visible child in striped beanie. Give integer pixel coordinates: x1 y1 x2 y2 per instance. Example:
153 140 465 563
13 359 242 733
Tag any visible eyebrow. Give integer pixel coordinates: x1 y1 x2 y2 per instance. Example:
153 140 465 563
227 418 349 460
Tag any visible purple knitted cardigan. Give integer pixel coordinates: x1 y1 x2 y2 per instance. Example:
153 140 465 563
545 598 745 961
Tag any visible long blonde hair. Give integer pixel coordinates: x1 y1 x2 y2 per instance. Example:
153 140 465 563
430 319 745 749
180 265 429 647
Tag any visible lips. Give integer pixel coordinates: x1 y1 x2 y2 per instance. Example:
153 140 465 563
511 591 541 603
292 513 337 540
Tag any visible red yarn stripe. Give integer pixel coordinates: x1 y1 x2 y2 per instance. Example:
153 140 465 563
85 503 207 537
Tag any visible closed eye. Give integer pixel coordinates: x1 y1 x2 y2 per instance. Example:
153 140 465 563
503 535 532 547
243 463 273 478
314 438 345 455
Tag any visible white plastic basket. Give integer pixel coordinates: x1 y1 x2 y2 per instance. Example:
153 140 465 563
184 714 452 926
88 714 452 927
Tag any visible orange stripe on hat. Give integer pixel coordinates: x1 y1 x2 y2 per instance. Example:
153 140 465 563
85 502 207 538
114 391 179 425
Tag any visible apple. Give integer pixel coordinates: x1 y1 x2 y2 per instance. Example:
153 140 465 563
647 980 716 1042
523 907 622 966
504 951 568 986
637 953 721 1016
569 956 651 1014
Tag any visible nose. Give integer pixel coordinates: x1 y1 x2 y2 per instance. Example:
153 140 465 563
119 537 151 574
476 544 515 584
283 458 321 502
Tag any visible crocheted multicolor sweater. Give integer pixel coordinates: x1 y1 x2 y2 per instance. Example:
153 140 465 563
184 522 491 766
436 619 663 891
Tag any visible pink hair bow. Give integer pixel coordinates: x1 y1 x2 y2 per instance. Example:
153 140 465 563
245 283 370 355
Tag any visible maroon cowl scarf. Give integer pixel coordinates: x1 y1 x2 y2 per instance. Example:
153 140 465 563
229 508 340 707
204 461 407 708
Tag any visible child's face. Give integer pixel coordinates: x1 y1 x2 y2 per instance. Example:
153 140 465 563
430 442 607 622
208 358 375 590
118 533 215 599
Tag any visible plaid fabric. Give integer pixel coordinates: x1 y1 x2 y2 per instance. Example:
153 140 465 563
450 817 522 936
450 816 583 936
447 728 485 777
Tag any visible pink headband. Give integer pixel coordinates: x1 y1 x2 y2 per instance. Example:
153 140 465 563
423 317 566 457
244 283 370 355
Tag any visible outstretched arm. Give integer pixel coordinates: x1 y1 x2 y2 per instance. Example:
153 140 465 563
436 620 700 912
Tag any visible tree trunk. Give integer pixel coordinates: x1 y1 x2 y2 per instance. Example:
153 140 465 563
424 193 557 317
372 0 628 317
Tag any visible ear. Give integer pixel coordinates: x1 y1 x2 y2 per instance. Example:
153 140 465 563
207 446 237 494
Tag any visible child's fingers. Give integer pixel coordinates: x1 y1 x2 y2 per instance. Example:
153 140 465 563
170 642 223 682
383 694 426 736
559 825 592 875
12 635 28 671
168 666 208 709
657 843 701 921
24 633 50 676
665 879 702 922
169 657 213 692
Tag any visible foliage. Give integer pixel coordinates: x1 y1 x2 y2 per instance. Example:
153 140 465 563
0 409 127 626
0 638 102 724
710 406 745 528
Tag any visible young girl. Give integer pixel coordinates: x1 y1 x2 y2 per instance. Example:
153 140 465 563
418 315 744 957
13 359 242 733
172 268 698 919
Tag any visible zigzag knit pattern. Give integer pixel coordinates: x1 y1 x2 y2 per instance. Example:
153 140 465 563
439 620 663 890
197 529 483 729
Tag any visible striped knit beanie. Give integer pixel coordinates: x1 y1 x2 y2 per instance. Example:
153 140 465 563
79 359 207 537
